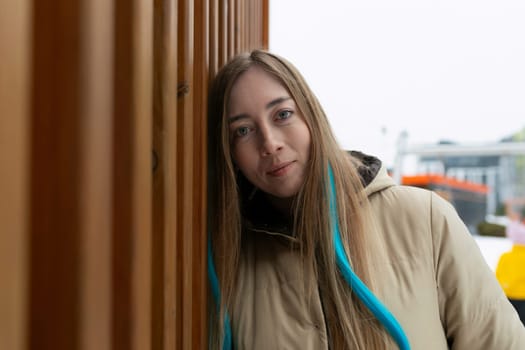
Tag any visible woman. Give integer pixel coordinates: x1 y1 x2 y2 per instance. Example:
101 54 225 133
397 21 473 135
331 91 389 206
207 50 525 349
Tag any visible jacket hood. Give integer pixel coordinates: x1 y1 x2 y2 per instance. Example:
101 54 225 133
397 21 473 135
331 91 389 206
348 151 396 197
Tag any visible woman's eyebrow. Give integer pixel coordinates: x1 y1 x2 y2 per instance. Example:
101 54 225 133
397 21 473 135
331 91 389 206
228 114 248 125
228 96 291 124
265 96 290 110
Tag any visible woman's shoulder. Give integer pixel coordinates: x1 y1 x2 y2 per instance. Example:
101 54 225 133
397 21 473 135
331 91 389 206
370 183 434 214
368 184 467 257
371 183 456 217
368 185 438 260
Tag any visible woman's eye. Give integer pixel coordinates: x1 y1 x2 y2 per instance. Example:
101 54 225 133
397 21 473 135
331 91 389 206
235 126 250 137
276 110 292 120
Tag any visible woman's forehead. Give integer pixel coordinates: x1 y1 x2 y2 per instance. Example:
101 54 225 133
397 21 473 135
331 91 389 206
227 67 290 112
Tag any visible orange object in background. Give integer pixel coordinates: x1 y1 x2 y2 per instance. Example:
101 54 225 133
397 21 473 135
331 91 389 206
402 174 488 233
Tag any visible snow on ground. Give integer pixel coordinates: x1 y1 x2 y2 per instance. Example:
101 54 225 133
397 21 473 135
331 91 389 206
473 235 513 272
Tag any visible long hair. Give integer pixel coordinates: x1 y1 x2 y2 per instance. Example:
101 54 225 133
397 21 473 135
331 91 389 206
208 50 391 349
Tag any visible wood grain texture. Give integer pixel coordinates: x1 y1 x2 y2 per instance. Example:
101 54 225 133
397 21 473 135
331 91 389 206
29 1 82 348
113 0 153 349
0 1 30 349
0 1 267 349
78 0 113 349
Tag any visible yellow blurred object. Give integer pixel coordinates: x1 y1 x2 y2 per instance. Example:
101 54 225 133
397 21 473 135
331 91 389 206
496 244 525 300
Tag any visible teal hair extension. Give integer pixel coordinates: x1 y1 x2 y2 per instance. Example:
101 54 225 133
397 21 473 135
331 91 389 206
207 238 232 349
328 165 410 350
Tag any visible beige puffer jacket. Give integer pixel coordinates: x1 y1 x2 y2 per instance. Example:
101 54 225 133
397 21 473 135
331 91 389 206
230 156 525 349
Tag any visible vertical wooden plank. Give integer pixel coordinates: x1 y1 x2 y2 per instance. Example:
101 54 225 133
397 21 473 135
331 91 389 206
193 0 209 348
113 1 134 347
209 0 219 77
152 2 164 347
132 0 153 348
251 0 256 49
245 0 249 50
252 0 261 48
177 0 194 348
262 0 269 49
237 0 241 52
258 0 262 47
239 0 243 51
0 1 30 350
181 0 195 342
244 0 249 49
113 0 153 348
29 0 82 348
227 0 234 59
234 0 240 53
256 0 260 48
78 0 113 349
161 0 178 345
248 0 253 49
254 0 259 49
152 0 178 349
218 0 227 66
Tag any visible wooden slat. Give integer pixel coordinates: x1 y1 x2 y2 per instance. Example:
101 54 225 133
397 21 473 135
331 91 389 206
251 0 255 48
0 1 30 350
79 0 113 350
242 0 247 51
131 0 153 348
262 0 269 48
152 0 178 349
193 0 209 348
209 0 219 77
234 0 240 53
218 0 228 66
227 0 234 59
113 1 134 347
252 0 257 49
177 0 195 348
78 0 113 349
238 0 244 51
243 0 248 50
113 0 153 348
248 0 253 49
29 1 82 348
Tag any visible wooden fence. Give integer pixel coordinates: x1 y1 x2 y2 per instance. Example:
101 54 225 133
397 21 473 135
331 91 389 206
0 0 268 349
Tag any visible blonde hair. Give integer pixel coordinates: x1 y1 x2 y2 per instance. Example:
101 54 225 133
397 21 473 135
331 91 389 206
208 50 391 349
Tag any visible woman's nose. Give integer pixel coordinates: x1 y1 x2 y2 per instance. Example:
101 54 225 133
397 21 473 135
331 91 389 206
259 129 283 156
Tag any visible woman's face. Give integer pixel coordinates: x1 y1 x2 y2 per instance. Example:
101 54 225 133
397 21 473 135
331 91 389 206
227 66 311 199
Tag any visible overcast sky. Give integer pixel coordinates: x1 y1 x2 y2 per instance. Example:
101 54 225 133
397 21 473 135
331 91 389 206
269 0 525 168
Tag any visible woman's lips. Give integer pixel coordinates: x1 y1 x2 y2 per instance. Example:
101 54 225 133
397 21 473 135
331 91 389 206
267 162 294 177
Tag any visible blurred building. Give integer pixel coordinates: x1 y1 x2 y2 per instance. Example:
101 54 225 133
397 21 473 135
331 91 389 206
394 128 525 233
